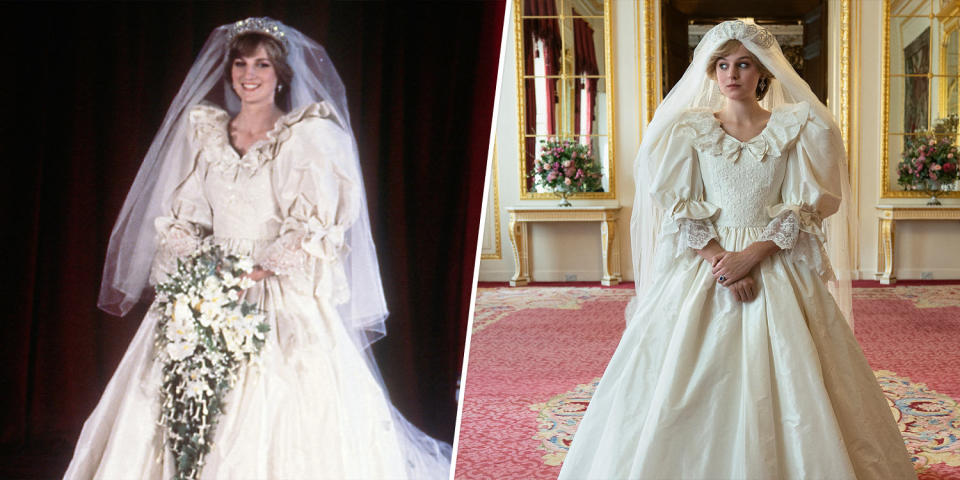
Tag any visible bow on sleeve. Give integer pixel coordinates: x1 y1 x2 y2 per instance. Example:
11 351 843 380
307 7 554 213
651 112 721 260
257 106 360 305
759 107 842 282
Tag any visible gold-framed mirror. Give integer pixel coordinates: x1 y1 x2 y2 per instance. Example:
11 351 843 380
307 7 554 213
515 0 616 199
881 0 960 199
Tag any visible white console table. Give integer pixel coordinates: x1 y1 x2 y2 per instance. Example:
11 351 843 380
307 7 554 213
505 206 622 286
875 205 960 284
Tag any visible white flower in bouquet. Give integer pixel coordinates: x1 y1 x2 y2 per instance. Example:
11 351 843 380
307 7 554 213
221 271 240 288
238 276 256 290
165 316 197 343
166 341 196 361
184 379 210 399
236 257 255 273
172 296 194 324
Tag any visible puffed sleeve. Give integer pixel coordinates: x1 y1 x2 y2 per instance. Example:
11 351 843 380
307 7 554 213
149 106 215 284
759 103 841 281
256 107 360 305
650 111 721 258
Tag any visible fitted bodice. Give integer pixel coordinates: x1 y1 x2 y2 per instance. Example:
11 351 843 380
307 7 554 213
203 159 282 242
674 104 810 228
697 131 789 228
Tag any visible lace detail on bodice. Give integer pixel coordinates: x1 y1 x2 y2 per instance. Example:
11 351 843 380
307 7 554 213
676 102 809 228
186 103 334 241
189 102 336 178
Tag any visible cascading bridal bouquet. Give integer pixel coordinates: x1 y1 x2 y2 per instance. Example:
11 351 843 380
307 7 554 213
152 244 270 480
531 138 603 206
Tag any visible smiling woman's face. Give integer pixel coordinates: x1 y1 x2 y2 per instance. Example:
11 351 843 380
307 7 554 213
714 44 762 102
231 44 278 106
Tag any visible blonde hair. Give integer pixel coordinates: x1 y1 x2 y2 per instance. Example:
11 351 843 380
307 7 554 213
706 39 775 100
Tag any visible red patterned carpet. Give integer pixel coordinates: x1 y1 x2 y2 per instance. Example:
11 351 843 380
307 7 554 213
454 283 960 480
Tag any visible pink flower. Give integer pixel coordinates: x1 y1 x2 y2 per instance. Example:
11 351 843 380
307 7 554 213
565 167 576 177
553 162 560 169
571 151 578 159
929 139 937 146
564 177 572 185
562 160 572 168
546 171 557 182
575 168 584 179
931 164 942 171
944 162 956 172
930 172 937 179
949 153 955 159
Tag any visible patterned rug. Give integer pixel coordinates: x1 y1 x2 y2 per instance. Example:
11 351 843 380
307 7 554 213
455 284 960 480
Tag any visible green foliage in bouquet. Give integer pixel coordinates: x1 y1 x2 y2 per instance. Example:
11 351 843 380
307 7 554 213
530 138 603 192
153 244 270 480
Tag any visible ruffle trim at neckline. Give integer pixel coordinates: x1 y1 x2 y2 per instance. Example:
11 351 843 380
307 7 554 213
677 101 810 163
188 101 337 176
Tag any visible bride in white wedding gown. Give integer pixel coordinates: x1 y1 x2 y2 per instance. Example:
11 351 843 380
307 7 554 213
558 21 915 479
64 18 450 480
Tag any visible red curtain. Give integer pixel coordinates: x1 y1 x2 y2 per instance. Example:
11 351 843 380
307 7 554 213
523 0 561 190
0 1 504 475
573 15 599 140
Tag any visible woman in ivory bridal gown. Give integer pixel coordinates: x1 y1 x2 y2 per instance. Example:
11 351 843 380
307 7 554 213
63 17 449 480
557 21 915 480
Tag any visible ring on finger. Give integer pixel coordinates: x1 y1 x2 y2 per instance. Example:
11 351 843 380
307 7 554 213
718 275 727 282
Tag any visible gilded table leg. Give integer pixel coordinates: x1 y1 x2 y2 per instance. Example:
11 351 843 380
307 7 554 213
600 219 621 286
877 216 896 285
508 217 530 286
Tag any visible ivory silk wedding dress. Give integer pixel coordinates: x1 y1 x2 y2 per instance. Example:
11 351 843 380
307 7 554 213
65 18 449 480
66 103 443 480
559 21 916 480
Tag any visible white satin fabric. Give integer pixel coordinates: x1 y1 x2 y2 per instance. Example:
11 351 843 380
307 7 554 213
64 103 447 479
558 105 916 479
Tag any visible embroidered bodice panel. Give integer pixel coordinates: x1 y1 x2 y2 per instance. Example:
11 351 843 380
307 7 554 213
678 103 807 228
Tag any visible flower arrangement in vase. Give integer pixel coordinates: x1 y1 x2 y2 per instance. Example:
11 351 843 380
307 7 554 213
531 138 603 207
897 115 960 205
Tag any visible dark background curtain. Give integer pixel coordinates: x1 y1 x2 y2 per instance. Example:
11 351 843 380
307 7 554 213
0 1 504 477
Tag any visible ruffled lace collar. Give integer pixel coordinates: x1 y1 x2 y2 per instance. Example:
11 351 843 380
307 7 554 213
189 101 335 176
679 101 810 163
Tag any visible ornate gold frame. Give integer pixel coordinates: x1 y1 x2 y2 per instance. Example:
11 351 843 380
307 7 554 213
481 140 502 260
880 0 960 198
515 0 617 200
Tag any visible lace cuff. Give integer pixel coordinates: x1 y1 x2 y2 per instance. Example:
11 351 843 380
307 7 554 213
257 231 312 278
758 210 800 250
677 218 719 251
761 205 834 281
256 217 351 305
150 219 204 284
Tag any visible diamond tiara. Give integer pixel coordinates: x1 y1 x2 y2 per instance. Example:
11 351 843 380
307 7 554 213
706 20 776 49
228 17 289 53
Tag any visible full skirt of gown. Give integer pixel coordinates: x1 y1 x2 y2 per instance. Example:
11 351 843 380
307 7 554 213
557 225 916 480
64 239 447 480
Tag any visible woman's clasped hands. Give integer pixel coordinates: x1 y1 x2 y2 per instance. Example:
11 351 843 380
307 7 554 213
696 239 779 303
